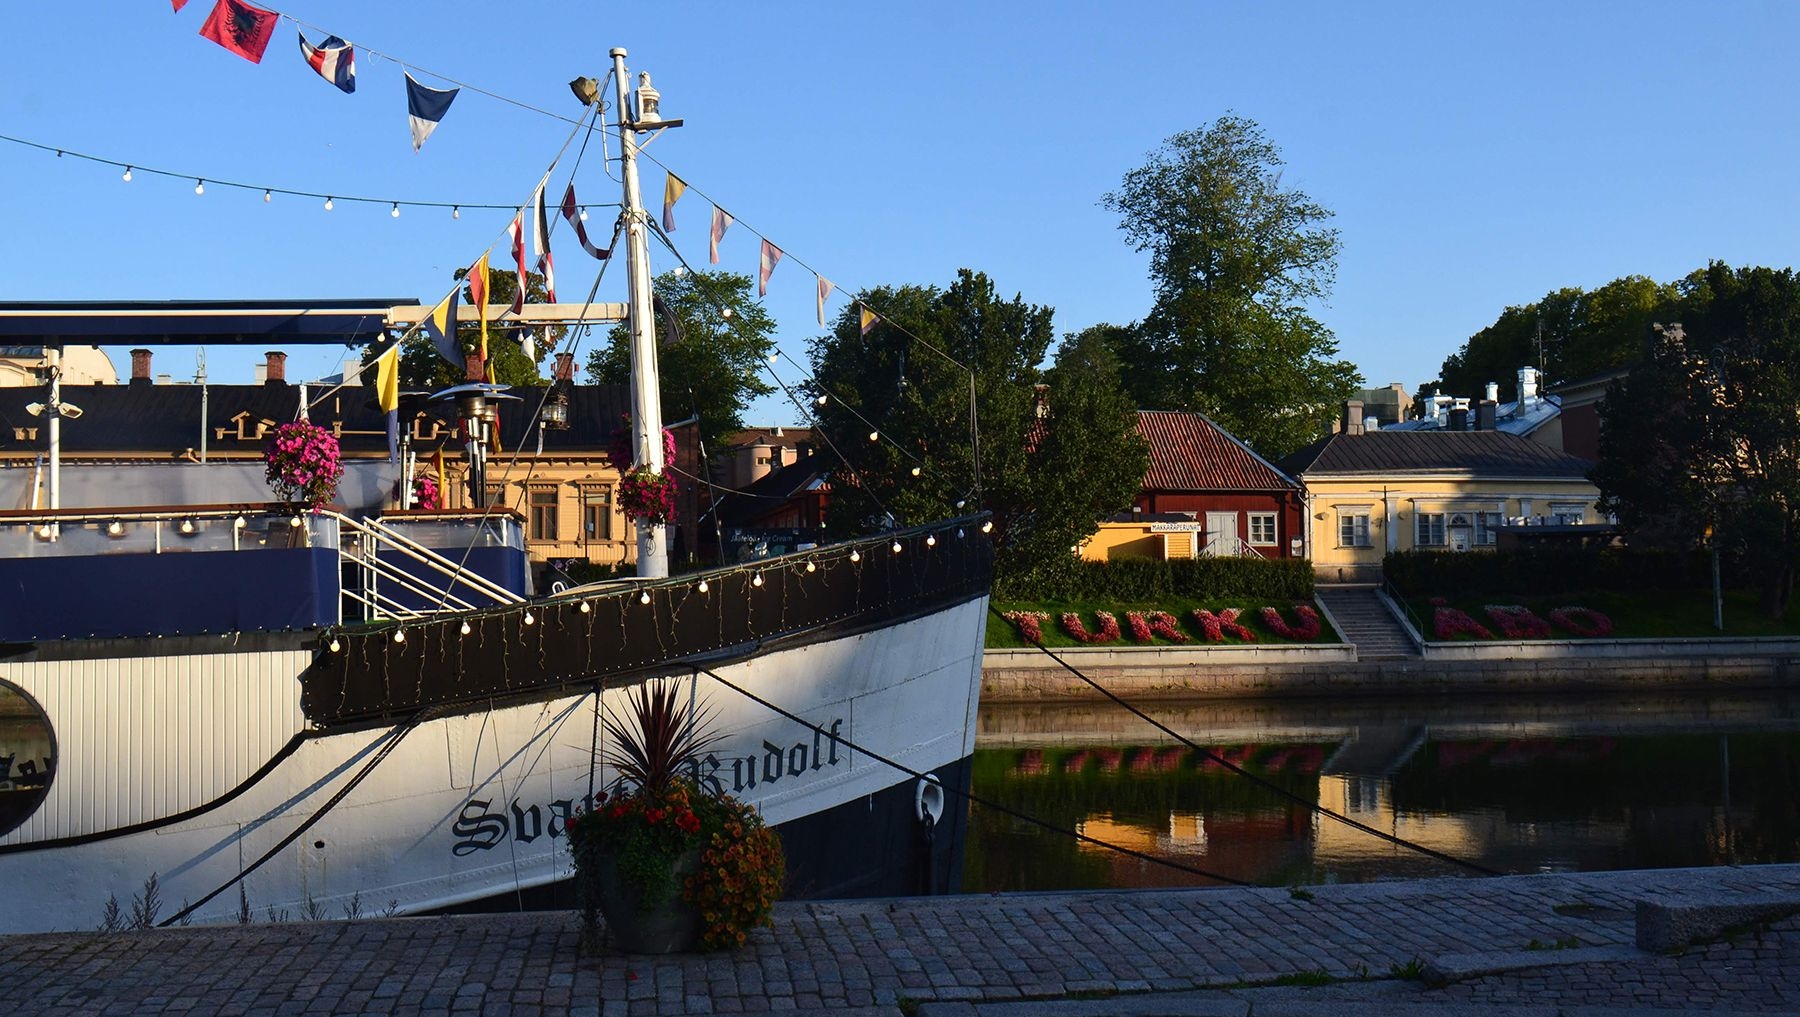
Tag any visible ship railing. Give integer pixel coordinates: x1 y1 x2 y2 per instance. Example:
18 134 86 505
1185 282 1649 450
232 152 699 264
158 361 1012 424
330 511 525 621
0 504 333 558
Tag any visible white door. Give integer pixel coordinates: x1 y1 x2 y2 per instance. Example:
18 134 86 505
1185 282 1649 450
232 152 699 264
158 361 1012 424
1205 512 1238 556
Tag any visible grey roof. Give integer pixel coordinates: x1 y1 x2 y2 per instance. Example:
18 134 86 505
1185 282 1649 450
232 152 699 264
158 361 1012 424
1276 430 1594 478
1383 395 1560 437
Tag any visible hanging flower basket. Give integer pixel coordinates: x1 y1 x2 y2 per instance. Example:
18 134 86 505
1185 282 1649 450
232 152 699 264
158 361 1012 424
411 473 442 510
608 414 679 473
263 421 344 510
619 468 678 525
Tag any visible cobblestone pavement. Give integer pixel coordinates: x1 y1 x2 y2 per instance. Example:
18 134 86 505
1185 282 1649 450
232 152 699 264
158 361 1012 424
3 865 1798 1016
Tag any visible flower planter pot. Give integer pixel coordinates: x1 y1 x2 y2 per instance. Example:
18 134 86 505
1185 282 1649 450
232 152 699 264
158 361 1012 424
592 849 702 954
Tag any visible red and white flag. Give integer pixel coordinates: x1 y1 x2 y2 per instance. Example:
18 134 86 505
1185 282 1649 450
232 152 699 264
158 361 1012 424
507 213 527 314
816 275 835 327
560 184 611 260
198 0 278 63
758 240 783 298
709 206 733 265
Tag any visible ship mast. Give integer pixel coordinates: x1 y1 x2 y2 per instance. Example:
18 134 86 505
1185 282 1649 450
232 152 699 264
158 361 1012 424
611 48 668 579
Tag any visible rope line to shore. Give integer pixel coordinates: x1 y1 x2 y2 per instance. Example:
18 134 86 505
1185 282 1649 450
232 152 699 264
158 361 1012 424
696 665 1260 889
989 604 1505 878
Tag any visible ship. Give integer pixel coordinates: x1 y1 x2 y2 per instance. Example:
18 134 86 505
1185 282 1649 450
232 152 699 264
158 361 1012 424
0 53 991 932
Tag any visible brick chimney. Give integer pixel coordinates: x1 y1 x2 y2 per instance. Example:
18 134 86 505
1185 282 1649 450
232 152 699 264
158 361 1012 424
553 351 576 382
264 351 288 386
129 349 153 387
1341 400 1365 436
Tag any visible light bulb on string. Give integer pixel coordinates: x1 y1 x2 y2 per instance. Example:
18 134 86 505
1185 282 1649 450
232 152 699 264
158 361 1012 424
460 620 472 636
639 591 651 605
324 197 334 211
194 179 205 195
697 579 709 593
579 207 589 222
767 352 779 364
720 307 733 319
910 466 921 477
805 560 816 573
926 534 937 547
982 521 994 533
390 202 401 218
393 628 406 644
121 167 132 182
579 600 591 614
452 205 461 220
815 394 828 406
327 637 341 653
523 610 536 626
263 190 272 203
751 572 764 587
849 550 861 563
672 265 687 277
891 541 903 554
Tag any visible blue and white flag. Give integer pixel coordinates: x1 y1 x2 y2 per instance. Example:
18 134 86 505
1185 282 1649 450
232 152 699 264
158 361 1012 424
297 32 355 94
405 73 459 151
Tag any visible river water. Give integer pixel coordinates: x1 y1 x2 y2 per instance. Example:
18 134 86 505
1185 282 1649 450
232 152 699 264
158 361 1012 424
964 691 1800 891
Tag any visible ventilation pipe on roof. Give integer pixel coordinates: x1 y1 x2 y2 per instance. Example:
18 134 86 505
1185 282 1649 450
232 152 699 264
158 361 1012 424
130 349 153 387
1341 400 1364 436
1518 366 1539 410
1485 380 1499 403
1476 400 1498 431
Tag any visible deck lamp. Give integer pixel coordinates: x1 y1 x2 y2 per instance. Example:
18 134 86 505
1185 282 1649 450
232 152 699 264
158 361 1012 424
178 518 197 536
106 520 125 537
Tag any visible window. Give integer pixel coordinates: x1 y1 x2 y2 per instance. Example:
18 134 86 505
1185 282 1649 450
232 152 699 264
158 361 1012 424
1415 512 1447 547
1549 503 1586 525
1475 511 1503 546
1337 512 1370 548
1247 512 1277 546
528 488 559 541
583 486 613 542
483 484 507 510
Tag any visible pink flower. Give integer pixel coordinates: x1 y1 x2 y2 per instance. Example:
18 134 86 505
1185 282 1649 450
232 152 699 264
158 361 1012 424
1059 611 1121 643
1260 604 1322 640
1191 608 1256 642
1001 611 1049 643
1548 606 1613 638
1484 605 1552 639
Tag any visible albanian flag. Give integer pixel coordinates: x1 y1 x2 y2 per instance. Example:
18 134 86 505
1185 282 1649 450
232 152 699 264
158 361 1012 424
198 0 279 63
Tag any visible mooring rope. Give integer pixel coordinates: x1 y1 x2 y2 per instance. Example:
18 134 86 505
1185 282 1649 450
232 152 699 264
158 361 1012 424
989 604 1504 877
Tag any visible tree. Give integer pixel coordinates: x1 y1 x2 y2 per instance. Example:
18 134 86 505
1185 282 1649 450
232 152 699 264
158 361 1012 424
1439 275 1679 399
1593 263 1800 618
807 270 1145 583
1102 114 1361 457
586 270 775 456
383 270 551 389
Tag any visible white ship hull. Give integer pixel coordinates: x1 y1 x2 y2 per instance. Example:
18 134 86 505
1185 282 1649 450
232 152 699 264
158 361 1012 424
0 530 990 932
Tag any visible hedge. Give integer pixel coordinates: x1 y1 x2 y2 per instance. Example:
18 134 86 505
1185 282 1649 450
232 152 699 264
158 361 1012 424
1383 548 1719 597
994 555 1314 602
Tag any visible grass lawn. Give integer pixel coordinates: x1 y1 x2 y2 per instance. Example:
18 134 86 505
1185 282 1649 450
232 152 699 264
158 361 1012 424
986 597 1341 649
1402 589 1800 640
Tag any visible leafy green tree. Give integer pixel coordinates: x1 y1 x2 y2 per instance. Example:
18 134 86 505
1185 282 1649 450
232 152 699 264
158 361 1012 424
1439 275 1679 399
1593 263 1800 618
586 269 775 456
807 270 1145 582
1101 114 1361 457
385 270 550 389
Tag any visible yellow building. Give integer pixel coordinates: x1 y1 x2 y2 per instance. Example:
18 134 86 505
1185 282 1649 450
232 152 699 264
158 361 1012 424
1277 408 1602 583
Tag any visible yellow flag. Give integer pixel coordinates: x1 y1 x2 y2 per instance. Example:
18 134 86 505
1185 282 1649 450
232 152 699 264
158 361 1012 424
859 306 879 336
373 344 400 413
662 173 687 231
468 253 491 368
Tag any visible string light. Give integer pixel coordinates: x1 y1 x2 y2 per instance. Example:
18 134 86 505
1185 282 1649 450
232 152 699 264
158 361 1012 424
697 579 709 593
390 202 401 218
121 166 132 182
639 590 652 605
982 521 994 533
106 520 124 536
452 205 461 219
324 196 335 211
868 431 879 442
193 179 205 195
816 394 828 406
578 600 591 613
720 307 733 319
767 353 779 364
460 620 472 635
752 573 764 587
393 629 406 644
926 534 937 547
891 541 902 554
849 550 861 563
957 528 965 539
327 637 341 653
910 466 921 477
579 207 589 222
804 560 816 573
523 610 536 626
289 515 303 528
263 189 272 203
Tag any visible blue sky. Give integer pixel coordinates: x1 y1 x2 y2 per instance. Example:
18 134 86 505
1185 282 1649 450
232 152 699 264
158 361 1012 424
4 2 1796 423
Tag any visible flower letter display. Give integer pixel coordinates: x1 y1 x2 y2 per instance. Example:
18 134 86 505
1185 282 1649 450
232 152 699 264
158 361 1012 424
263 421 344 509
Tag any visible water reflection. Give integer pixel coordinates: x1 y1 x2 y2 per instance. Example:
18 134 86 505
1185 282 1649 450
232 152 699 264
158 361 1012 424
966 692 1800 892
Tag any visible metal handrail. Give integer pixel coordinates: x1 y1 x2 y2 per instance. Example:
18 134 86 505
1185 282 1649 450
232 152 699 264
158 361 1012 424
1380 575 1428 641
333 512 525 609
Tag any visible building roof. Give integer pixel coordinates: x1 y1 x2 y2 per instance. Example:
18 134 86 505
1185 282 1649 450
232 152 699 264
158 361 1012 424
1382 394 1560 437
714 454 829 528
0 382 632 457
0 299 411 347
725 426 814 451
1136 410 1298 492
1276 430 1595 478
